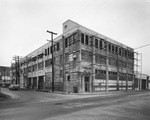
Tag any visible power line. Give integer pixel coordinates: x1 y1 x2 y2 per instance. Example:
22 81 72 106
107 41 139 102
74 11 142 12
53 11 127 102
134 44 150 50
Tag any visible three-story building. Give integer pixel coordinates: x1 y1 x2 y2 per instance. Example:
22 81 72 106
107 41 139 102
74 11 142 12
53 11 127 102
20 20 135 93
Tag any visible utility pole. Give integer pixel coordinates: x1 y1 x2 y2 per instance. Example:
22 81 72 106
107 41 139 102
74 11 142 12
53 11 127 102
47 30 57 93
12 56 21 85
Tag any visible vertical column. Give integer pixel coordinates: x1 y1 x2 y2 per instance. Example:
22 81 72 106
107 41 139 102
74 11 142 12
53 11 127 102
117 52 119 91
146 78 148 90
126 72 128 90
91 36 95 92
43 75 45 90
106 43 109 92
106 57 109 92
78 30 82 93
31 77 33 89
132 69 135 90
138 78 140 90
62 35 66 92
37 76 39 89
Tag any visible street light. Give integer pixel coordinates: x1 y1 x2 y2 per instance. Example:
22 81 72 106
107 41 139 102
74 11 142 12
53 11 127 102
47 30 57 93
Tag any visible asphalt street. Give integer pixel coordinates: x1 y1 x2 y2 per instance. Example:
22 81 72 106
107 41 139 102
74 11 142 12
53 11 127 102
0 88 150 120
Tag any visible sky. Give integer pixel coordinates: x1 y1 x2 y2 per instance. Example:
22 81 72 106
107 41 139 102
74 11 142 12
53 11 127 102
0 0 150 75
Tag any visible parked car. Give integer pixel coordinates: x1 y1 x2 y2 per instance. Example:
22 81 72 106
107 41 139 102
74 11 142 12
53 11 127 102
9 84 19 91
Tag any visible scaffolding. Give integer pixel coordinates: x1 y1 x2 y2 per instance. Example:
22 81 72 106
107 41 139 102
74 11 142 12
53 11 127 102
134 52 142 90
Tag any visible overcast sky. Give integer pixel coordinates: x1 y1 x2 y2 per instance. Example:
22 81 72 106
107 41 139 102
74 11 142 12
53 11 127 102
0 0 150 75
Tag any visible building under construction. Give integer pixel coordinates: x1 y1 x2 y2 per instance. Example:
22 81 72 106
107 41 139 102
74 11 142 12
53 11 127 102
19 20 147 93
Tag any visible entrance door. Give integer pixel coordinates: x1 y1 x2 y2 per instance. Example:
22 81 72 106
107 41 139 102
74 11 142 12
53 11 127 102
142 80 146 90
85 76 90 92
38 76 44 89
33 77 37 89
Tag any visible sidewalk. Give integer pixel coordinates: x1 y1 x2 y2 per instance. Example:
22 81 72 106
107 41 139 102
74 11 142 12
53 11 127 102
2 87 148 103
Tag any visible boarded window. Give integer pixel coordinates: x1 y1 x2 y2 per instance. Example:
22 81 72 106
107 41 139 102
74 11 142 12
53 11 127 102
38 62 44 69
45 59 52 67
81 50 92 62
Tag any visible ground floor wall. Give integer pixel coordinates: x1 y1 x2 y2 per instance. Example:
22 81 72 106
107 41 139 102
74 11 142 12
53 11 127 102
19 72 148 93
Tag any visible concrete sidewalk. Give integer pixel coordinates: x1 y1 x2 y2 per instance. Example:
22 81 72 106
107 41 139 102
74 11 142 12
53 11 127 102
1 87 148 103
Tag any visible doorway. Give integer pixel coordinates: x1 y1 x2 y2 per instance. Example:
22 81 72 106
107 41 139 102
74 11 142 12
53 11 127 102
85 76 90 92
38 76 44 90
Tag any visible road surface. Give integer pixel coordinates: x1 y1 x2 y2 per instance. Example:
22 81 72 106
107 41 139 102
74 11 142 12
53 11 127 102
0 88 150 120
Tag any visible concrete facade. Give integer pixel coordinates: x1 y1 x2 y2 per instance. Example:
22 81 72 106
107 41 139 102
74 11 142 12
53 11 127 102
20 20 136 93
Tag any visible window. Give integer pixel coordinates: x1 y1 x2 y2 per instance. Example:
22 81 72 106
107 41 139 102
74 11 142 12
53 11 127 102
112 45 115 52
69 36 73 45
57 42 59 51
38 62 44 69
81 33 84 44
115 46 118 53
109 43 111 51
65 38 68 47
95 39 98 48
119 48 121 56
64 25 67 29
45 49 47 56
47 47 49 55
132 52 134 58
38 53 44 59
122 48 124 56
28 66 32 72
103 41 106 49
32 64 37 71
99 40 102 49
85 35 89 45
127 50 129 58
73 33 77 43
129 51 131 58
89 36 92 46
125 49 127 56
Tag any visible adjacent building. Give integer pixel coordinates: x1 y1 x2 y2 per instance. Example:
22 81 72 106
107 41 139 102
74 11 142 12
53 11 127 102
135 74 149 90
0 66 11 87
19 20 139 93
